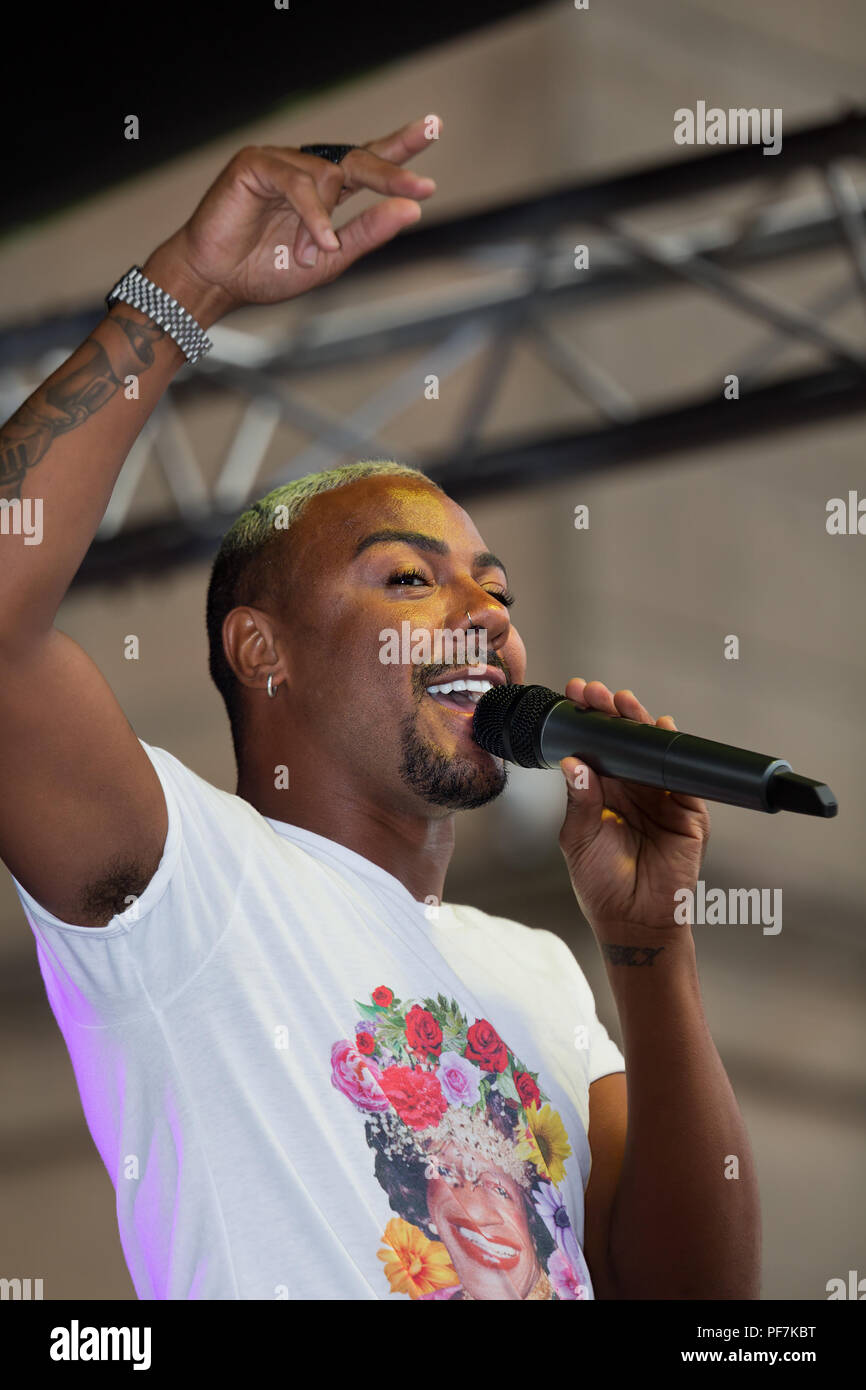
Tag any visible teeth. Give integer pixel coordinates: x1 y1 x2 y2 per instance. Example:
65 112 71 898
426 678 493 700
455 1225 516 1260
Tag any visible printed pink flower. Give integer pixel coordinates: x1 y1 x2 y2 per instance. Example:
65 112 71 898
330 1039 390 1112
548 1249 590 1300
436 1051 481 1107
379 1065 448 1130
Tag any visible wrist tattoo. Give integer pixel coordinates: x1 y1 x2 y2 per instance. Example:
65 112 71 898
112 313 166 368
602 943 665 967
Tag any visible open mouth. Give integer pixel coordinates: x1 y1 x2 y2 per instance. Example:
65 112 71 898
450 1221 521 1269
424 668 506 714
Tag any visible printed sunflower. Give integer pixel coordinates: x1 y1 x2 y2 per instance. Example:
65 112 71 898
515 1102 572 1186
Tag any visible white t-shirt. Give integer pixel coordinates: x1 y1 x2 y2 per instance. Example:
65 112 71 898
12 741 625 1302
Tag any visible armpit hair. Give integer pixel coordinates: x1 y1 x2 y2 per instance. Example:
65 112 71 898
76 856 156 927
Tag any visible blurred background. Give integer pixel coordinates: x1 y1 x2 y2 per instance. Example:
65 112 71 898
1 0 864 1300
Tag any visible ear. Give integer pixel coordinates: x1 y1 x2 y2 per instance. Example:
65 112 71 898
222 606 287 692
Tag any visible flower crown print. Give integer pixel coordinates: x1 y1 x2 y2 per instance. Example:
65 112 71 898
329 984 592 1301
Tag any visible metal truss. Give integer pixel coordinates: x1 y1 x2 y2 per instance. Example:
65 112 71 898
1 113 864 583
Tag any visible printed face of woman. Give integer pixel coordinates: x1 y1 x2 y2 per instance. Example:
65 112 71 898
425 1139 539 1299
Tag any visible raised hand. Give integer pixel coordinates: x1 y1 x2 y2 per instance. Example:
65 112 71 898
142 115 441 326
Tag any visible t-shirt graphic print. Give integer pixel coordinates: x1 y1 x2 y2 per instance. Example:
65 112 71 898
11 740 624 1300
331 982 593 1300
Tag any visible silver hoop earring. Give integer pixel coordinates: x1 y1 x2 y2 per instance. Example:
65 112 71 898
466 610 474 628
267 674 278 698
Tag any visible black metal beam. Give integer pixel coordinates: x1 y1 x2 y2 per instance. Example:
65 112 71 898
436 366 866 500
71 365 866 588
0 201 849 373
7 110 865 591
335 110 866 271
2 111 862 366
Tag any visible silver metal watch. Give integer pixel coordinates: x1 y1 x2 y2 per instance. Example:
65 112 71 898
105 265 213 364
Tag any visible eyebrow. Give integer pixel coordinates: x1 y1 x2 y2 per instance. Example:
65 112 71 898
353 529 508 581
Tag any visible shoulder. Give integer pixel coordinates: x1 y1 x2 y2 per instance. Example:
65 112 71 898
138 739 265 844
138 741 236 810
449 903 588 980
448 902 563 954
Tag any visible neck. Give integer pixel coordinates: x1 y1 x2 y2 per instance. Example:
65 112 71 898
235 752 455 905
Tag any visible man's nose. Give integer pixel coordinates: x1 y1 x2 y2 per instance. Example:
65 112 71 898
458 597 510 649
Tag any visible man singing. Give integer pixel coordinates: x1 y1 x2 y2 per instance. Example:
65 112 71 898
0 115 759 1300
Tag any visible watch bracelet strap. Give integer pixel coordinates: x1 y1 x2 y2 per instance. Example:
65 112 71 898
105 265 213 364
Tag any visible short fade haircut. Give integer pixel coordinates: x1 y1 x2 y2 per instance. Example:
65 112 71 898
206 459 441 758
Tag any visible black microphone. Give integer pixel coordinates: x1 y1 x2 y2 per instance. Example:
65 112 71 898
472 684 838 818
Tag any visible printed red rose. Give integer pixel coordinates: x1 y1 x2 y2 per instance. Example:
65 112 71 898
405 1005 443 1058
514 1071 541 1109
379 1065 448 1130
465 1019 509 1073
372 986 393 1007
356 1031 376 1055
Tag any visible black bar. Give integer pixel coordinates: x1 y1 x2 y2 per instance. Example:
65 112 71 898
69 364 866 588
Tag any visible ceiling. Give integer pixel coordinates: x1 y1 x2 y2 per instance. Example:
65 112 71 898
3 0 546 235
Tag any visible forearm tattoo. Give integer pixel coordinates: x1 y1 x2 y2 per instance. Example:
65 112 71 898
602 943 665 966
0 315 166 500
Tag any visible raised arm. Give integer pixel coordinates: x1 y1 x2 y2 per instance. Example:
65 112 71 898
0 120 438 925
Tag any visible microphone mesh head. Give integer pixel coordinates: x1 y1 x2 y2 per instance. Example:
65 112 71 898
472 684 561 767
508 685 561 766
472 684 523 757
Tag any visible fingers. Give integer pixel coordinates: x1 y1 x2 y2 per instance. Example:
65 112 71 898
287 180 342 266
291 160 345 266
565 678 620 716
364 113 443 165
614 689 653 724
291 137 436 267
249 150 344 260
229 121 438 283
316 197 423 281
564 677 657 725
564 676 588 705
341 146 436 200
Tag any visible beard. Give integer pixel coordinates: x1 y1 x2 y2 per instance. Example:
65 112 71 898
397 707 508 809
